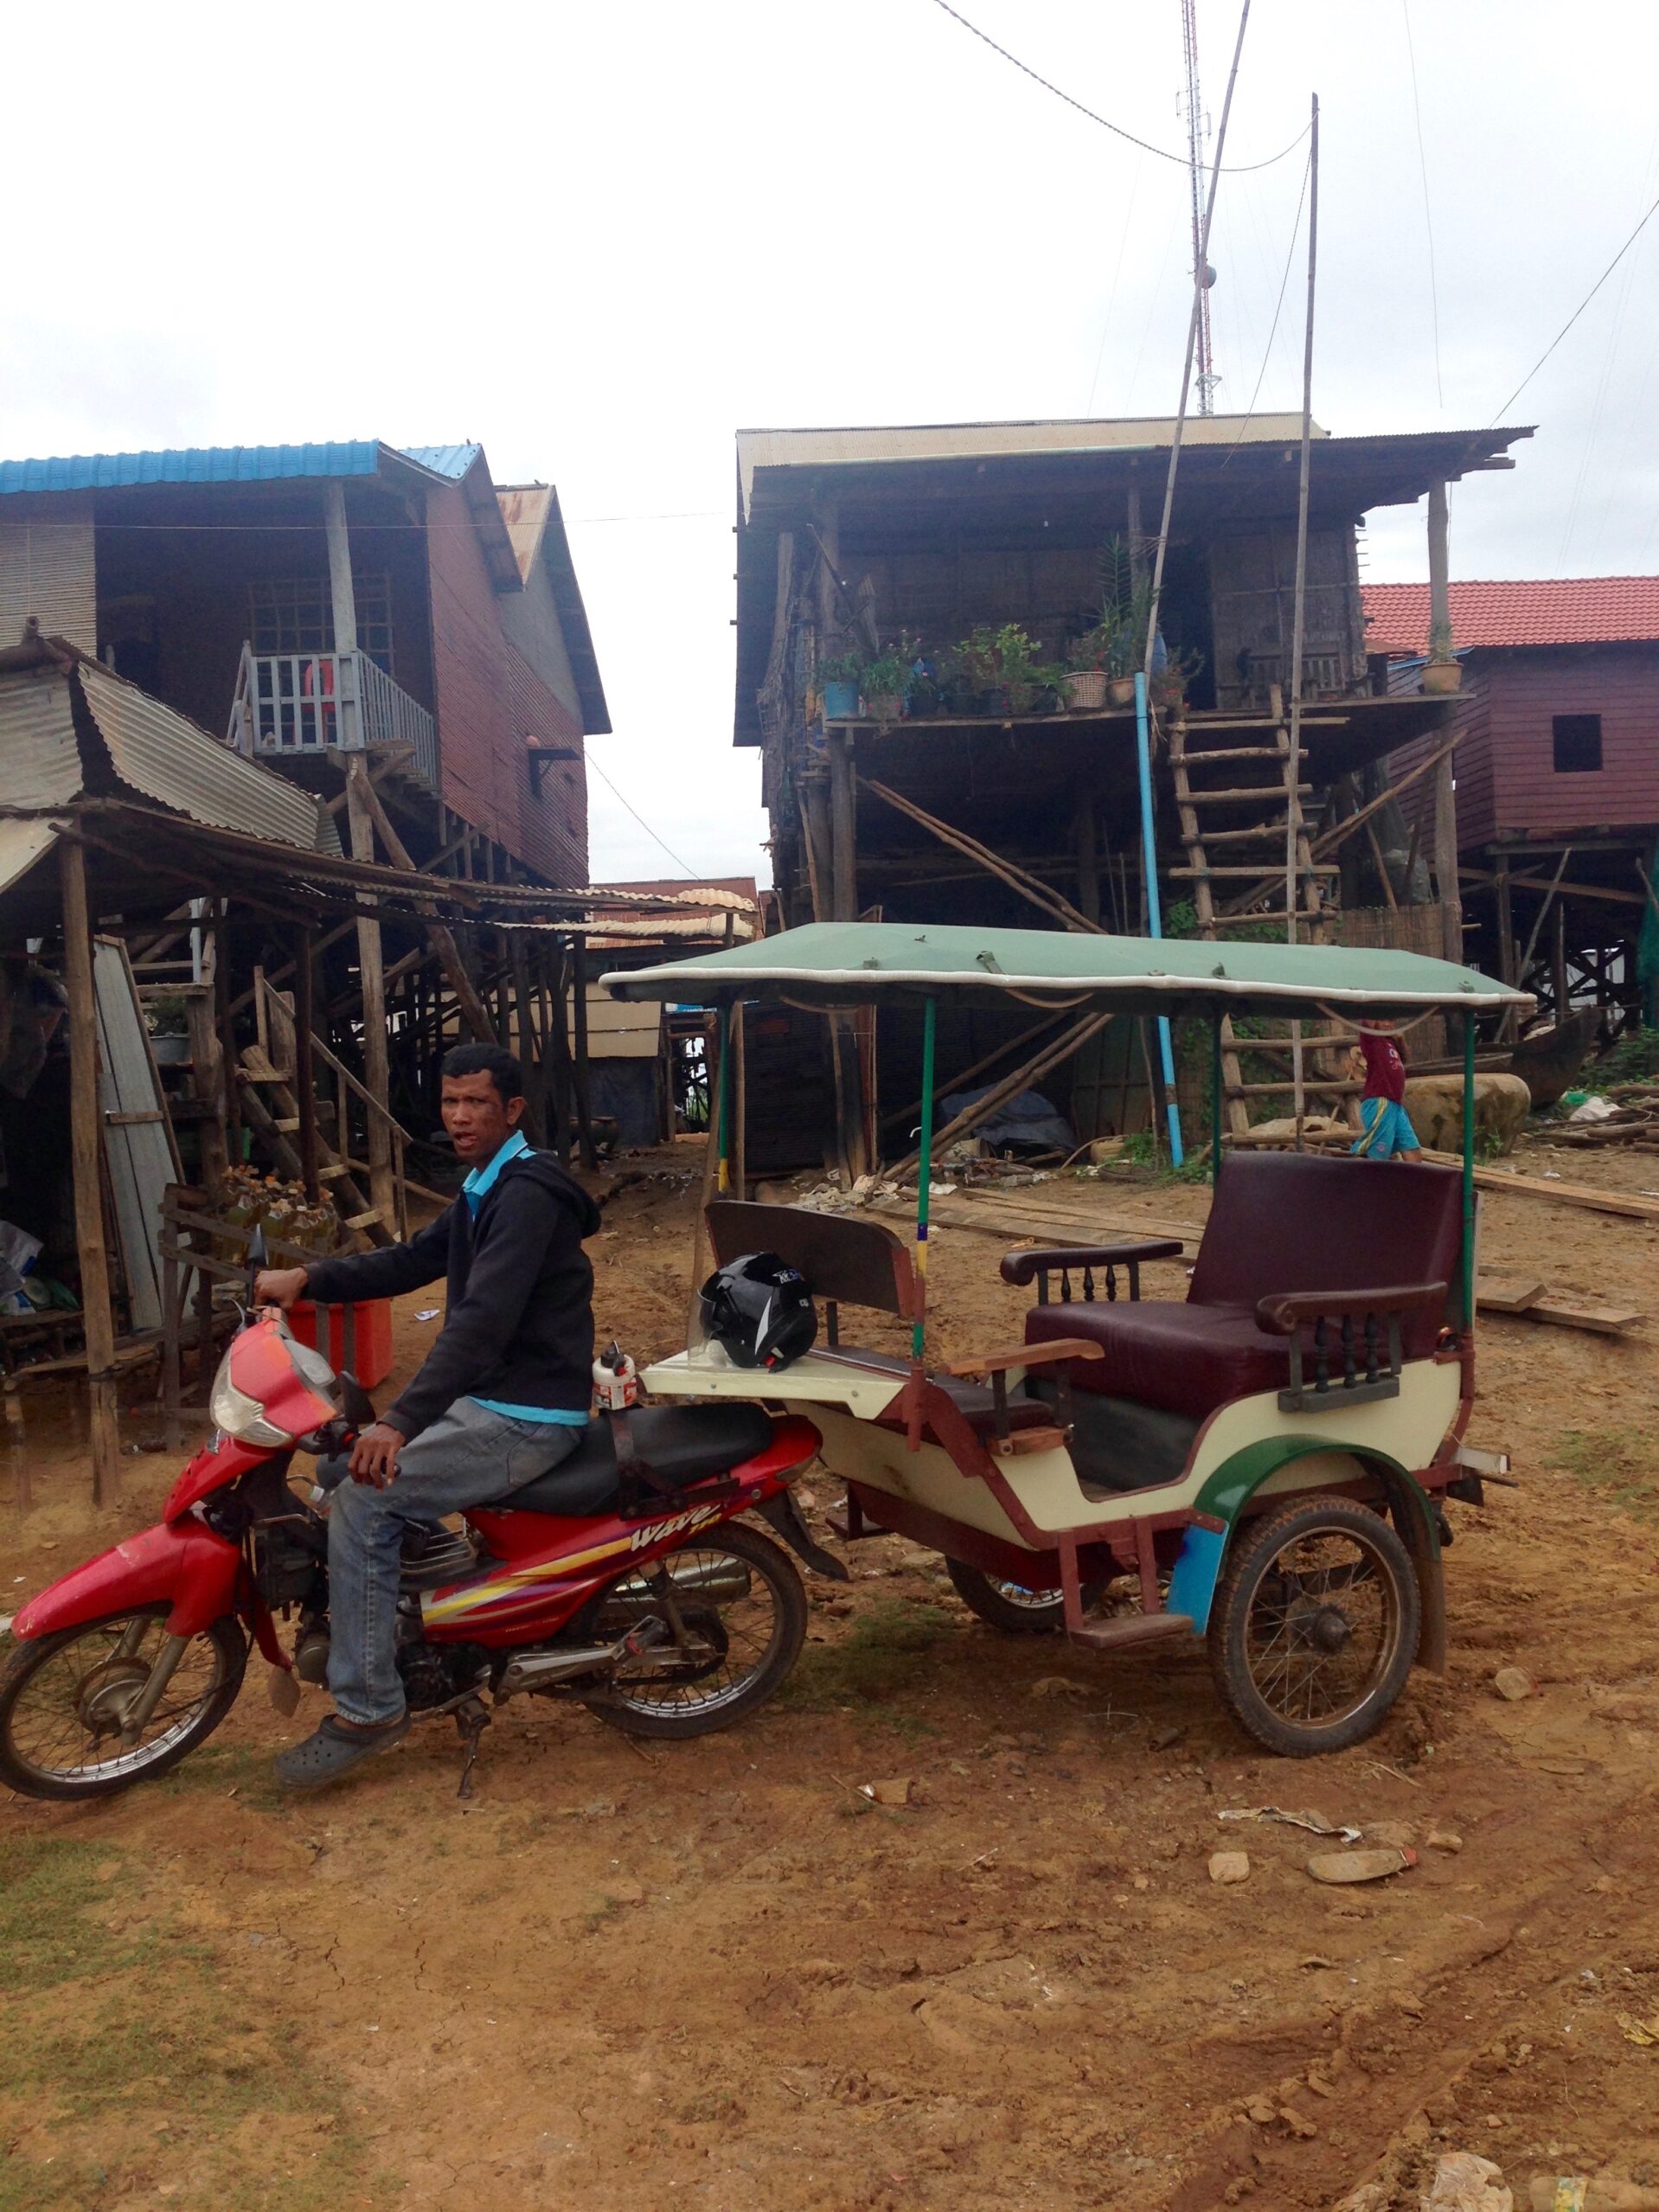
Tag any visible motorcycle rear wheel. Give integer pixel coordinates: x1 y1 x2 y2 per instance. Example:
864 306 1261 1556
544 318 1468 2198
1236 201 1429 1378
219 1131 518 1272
0 1606 247 1801
581 1521 805 1740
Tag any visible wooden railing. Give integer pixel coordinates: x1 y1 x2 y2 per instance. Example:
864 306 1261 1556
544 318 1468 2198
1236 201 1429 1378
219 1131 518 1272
227 644 438 789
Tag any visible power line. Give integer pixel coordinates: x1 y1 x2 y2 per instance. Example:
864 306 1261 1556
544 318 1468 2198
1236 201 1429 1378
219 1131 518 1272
1220 147 1312 465
584 746 699 875
1400 0 1443 409
928 0 1308 175
1491 184 1659 425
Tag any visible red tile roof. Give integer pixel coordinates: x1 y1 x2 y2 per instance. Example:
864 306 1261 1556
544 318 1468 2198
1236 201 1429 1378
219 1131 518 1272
1362 578 1659 655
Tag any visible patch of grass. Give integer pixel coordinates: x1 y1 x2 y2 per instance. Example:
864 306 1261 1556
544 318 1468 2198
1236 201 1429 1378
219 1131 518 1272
0 1841 394 2212
153 1740 284 1811
1548 1425 1659 1522
782 1597 956 1709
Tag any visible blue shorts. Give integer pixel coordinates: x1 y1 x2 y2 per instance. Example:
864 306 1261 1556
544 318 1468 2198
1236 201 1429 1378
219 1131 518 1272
1351 1096 1422 1158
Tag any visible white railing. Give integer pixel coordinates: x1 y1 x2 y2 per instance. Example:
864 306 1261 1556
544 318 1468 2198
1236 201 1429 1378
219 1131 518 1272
227 644 438 790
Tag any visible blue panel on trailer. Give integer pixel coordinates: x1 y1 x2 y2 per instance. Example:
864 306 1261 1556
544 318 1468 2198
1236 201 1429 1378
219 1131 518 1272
0 443 385 495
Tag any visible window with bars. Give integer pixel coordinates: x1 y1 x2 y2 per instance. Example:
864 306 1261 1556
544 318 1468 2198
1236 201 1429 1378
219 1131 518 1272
248 574 394 674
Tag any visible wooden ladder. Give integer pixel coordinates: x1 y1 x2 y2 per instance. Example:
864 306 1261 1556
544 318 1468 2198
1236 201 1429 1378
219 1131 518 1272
1167 694 1342 1139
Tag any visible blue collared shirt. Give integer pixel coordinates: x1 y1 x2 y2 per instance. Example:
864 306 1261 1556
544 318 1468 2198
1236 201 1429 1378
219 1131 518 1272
459 1132 587 1428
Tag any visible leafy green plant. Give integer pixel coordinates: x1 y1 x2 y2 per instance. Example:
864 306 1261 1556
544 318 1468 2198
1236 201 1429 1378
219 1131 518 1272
862 645 913 698
1087 535 1156 676
1591 1023 1659 1086
819 649 866 689
958 624 1070 713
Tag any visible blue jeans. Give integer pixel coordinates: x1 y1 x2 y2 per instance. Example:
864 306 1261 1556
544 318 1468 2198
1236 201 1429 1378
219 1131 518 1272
326 1397 585 1724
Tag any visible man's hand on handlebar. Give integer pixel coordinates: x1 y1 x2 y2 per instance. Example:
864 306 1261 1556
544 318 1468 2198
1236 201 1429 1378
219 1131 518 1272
349 1420 407 1489
253 1266 309 1310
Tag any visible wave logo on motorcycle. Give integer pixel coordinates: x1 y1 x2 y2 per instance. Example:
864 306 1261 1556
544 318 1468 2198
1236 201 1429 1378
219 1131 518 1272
0 1241 841 1803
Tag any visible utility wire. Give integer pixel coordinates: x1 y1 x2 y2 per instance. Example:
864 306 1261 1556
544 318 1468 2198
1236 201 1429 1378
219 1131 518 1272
929 0 1307 174
1220 146 1312 464
1491 185 1659 424
1400 0 1444 408
584 746 699 876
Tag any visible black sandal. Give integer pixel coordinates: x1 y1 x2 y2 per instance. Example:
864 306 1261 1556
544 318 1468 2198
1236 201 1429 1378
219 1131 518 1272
274 1710 411 1790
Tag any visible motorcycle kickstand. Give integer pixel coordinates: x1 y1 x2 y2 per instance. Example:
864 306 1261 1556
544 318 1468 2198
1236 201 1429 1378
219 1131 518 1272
454 1694 491 1800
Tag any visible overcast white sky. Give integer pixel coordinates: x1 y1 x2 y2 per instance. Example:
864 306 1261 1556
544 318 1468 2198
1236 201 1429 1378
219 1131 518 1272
4 1 1657 885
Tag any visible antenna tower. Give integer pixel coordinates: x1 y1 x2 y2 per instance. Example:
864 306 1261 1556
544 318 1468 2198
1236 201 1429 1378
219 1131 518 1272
1182 0 1220 414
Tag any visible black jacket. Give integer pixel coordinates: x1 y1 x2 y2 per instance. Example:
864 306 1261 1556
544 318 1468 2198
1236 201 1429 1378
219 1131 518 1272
304 1149 602 1439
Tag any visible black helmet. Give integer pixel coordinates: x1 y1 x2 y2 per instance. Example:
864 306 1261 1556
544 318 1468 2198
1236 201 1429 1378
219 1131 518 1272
699 1251 817 1371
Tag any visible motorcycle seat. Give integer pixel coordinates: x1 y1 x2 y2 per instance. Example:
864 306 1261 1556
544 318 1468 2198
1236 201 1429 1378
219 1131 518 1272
493 1402 777 1516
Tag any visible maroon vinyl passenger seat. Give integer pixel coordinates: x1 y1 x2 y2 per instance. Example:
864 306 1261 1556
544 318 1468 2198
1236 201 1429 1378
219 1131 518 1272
1019 1152 1465 1424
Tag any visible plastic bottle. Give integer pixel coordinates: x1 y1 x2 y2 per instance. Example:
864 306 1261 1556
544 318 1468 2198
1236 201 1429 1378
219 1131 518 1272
592 1341 638 1414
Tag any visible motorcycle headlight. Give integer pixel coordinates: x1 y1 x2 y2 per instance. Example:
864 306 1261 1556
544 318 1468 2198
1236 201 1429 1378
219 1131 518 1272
208 1355 290 1448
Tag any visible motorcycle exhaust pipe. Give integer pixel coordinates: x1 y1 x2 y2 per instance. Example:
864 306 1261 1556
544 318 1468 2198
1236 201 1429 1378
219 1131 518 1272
604 1556 752 1607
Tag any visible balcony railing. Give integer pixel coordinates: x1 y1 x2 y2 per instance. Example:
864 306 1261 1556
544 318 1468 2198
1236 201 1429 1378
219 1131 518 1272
227 644 439 792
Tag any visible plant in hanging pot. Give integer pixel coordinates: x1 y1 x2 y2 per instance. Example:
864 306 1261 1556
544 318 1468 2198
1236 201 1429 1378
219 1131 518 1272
1422 620 1462 695
818 651 864 721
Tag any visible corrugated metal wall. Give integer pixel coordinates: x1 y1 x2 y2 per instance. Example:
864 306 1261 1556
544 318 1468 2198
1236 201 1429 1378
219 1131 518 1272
426 479 587 885
0 498 97 654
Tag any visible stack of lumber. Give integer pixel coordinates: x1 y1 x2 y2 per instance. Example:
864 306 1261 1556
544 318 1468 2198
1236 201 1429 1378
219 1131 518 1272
1476 1273 1643 1338
1546 1085 1659 1150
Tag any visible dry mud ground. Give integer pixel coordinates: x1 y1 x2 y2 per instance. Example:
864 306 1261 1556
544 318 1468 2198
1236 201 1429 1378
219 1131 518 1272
3 1136 1659 2212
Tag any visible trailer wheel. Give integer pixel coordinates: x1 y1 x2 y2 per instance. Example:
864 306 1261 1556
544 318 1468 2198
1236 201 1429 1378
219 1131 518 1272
946 1561 1101 1635
1207 1496 1419 1757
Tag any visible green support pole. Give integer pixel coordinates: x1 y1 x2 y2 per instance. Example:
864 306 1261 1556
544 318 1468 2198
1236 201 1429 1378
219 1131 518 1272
715 997 733 1196
913 996 937 1361
1210 1010 1224 1185
1460 1013 1476 1329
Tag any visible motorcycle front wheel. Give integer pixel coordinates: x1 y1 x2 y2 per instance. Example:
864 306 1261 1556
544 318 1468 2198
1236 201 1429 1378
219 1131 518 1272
0 1606 247 1801
581 1521 805 1740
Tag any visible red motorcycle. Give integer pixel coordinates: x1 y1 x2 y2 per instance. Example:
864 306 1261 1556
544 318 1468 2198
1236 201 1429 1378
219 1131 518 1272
0 1245 833 1803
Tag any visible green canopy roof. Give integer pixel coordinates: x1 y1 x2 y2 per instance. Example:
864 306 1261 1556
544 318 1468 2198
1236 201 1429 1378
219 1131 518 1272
601 920 1531 1021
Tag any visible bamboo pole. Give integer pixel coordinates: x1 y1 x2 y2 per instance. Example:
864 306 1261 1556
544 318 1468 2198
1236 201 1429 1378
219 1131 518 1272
861 778 1101 933
890 1010 1113 1182
1285 92 1320 1143
343 759 394 1224
61 837 121 1501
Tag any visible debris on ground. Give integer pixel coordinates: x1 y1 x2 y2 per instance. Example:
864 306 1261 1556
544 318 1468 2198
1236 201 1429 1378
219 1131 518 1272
1208 1850 1251 1884
1220 1804 1362 1843
1306 1845 1417 1884
1422 2150 1513 2209
860 1778 913 1807
1494 1665 1537 1701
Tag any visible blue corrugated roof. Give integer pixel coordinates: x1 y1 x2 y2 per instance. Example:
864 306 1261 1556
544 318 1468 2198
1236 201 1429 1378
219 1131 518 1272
0 439 484 497
397 444 481 479
0 442 384 495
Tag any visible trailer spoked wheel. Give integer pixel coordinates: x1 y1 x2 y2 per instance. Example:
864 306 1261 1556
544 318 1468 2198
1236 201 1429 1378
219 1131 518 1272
945 1561 1102 1635
1207 1496 1419 1757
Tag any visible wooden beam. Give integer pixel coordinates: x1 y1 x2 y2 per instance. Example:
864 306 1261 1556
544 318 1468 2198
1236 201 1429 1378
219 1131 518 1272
292 926 321 1202
60 837 121 1500
323 481 362 752
347 762 495 1043
889 1011 1112 1181
861 777 1101 934
570 932 597 1170
343 758 394 1224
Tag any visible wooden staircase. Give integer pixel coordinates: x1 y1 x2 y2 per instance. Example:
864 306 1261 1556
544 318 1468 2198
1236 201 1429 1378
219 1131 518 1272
1167 694 1345 1140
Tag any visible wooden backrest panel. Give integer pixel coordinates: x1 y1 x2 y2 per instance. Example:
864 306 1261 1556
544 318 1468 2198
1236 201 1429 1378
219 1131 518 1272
704 1201 919 1322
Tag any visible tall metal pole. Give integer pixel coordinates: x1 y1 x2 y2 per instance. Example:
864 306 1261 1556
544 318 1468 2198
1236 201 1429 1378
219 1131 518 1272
1182 0 1219 416
1285 92 1320 1143
1143 1 1252 677
1135 673 1184 1165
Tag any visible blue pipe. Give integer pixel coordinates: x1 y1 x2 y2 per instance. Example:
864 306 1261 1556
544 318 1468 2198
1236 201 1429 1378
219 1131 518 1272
1135 672 1184 1166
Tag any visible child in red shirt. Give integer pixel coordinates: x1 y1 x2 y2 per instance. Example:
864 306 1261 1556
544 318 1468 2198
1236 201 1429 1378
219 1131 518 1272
1343 1023 1423 1163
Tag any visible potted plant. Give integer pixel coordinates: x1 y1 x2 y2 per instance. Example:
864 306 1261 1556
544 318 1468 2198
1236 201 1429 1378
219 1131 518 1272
1423 620 1461 695
1150 644 1203 715
861 644 913 721
1094 535 1156 706
958 624 1070 716
1065 628 1111 711
819 651 864 721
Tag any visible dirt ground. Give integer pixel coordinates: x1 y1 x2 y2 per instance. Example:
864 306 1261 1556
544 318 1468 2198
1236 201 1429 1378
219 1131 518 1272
4 1133 1659 2212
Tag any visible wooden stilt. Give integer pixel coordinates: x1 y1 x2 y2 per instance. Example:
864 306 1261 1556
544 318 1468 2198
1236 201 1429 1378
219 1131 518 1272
343 759 394 1224
61 837 121 1502
292 926 321 1201
570 933 597 1170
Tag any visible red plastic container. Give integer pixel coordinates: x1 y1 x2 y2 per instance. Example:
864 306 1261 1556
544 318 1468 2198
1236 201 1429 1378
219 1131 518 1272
289 1298 395 1389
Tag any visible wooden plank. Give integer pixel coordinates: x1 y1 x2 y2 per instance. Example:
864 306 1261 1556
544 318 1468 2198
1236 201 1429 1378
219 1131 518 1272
93 936 180 1335
61 843 121 1499
1476 1274 1547 1314
1527 1298 1643 1337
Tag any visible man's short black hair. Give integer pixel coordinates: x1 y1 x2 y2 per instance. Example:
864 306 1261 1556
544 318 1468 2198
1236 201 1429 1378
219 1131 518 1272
441 1042 523 1104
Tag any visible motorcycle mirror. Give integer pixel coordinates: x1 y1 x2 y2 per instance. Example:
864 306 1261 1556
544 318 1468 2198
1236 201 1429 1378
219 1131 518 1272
246 1223 269 1306
337 1370 377 1428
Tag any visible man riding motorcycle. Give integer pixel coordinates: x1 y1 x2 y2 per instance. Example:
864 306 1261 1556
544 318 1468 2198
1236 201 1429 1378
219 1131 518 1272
255 1041 601 1788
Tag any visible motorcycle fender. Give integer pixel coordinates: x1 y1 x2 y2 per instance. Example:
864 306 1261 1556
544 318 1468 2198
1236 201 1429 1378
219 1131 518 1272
13 1519 240 1643
753 1488 849 1580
